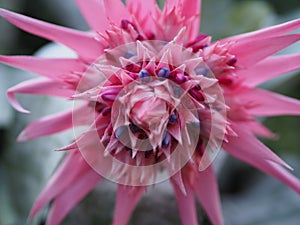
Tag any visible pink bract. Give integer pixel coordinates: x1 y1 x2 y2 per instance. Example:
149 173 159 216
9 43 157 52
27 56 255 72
1 1 300 225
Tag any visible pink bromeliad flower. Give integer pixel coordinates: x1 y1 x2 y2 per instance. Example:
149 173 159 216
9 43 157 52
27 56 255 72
1 0 300 225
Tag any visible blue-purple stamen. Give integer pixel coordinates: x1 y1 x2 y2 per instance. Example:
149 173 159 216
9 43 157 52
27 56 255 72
130 123 140 133
169 113 178 124
157 67 170 78
139 69 150 81
162 132 171 147
125 51 135 59
173 86 182 98
195 66 210 76
115 126 127 139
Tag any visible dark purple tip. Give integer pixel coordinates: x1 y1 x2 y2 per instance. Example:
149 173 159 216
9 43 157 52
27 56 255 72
121 20 131 30
130 124 140 133
169 113 178 124
162 132 171 147
174 73 188 84
227 58 237 66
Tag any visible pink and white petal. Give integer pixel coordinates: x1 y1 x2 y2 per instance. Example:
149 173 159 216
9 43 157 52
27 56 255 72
46 168 101 225
224 138 300 195
7 78 74 113
0 56 85 80
30 151 93 217
75 0 109 32
239 88 300 116
193 166 224 225
239 54 300 87
171 177 199 225
112 185 146 225
223 18 300 43
103 0 131 25
230 34 300 68
0 9 102 60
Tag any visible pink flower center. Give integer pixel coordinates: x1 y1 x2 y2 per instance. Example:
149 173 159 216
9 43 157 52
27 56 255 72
72 25 234 185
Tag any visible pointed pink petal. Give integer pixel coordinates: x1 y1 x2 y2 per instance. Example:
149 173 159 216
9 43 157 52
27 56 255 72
0 55 85 80
239 54 300 86
46 168 101 225
224 131 300 195
239 88 300 116
193 166 224 225
0 9 102 60
181 0 201 39
126 0 156 30
30 151 93 217
164 0 201 40
75 0 109 32
18 108 73 141
224 123 291 169
7 78 74 113
230 34 300 67
127 0 156 15
238 120 277 139
112 185 146 225
165 0 179 11
223 18 300 43
171 177 199 225
103 0 131 25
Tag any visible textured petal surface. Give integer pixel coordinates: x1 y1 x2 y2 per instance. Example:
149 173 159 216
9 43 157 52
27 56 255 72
112 185 146 225
0 9 102 60
238 54 300 86
193 166 224 225
230 34 300 67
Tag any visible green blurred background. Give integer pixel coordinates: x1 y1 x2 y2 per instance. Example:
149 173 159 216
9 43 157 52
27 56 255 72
0 0 299 225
